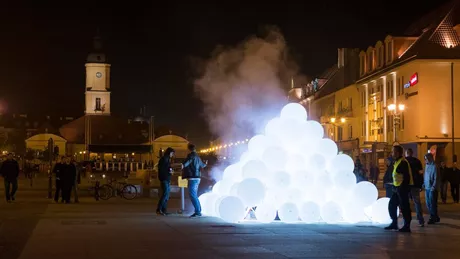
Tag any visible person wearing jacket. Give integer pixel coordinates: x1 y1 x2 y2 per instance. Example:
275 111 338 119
157 147 175 215
53 156 65 203
385 145 413 233
424 153 440 224
383 156 394 198
451 163 460 203
182 143 207 217
439 161 450 203
61 157 76 204
0 153 20 202
406 148 425 227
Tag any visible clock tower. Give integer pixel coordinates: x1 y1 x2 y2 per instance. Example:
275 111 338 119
85 34 111 115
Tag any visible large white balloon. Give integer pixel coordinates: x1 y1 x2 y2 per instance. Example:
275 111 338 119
302 120 324 142
351 181 379 208
248 135 269 158
299 201 321 223
292 170 317 190
280 103 307 121
236 178 266 207
307 153 327 172
371 198 393 224
255 203 277 223
263 189 287 209
278 202 299 223
285 154 308 173
328 154 355 175
333 170 357 190
285 188 303 205
321 201 343 223
242 160 269 180
265 117 283 138
342 201 368 223
262 146 287 170
217 196 246 223
213 179 236 196
269 171 291 189
316 138 338 160
200 192 220 216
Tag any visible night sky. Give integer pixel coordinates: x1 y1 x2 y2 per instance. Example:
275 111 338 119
0 1 451 146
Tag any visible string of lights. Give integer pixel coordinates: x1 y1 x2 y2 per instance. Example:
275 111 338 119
200 138 250 153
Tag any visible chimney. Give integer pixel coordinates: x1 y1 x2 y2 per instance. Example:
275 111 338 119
338 48 345 68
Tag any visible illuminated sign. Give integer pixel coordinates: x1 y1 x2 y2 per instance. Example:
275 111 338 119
404 73 418 88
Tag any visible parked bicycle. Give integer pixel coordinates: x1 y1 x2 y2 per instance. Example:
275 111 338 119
98 178 138 200
87 174 112 201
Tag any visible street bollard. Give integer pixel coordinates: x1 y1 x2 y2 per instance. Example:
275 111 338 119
181 187 185 213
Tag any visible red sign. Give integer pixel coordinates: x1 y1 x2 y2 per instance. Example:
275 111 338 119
410 73 418 86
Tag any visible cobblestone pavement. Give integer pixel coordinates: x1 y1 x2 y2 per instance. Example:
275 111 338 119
1 196 460 259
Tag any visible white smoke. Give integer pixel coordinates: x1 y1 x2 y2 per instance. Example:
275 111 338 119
193 27 301 142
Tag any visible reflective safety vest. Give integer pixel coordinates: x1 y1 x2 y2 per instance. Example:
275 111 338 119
393 157 413 187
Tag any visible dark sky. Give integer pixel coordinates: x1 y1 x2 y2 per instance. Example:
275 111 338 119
0 0 451 146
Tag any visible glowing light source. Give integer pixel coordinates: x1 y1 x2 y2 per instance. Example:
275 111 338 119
198 103 386 224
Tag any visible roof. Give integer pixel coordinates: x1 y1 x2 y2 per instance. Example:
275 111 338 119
359 0 460 82
59 115 148 144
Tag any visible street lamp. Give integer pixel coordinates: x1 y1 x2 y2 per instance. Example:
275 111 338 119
328 117 346 140
387 103 405 142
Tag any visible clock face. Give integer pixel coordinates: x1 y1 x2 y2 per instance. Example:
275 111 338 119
96 72 102 78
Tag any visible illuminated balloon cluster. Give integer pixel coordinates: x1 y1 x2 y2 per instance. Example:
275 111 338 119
199 103 391 224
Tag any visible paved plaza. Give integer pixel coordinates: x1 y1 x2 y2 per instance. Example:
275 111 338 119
1 194 460 259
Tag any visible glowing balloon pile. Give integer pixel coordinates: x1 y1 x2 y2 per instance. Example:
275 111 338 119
199 103 391 224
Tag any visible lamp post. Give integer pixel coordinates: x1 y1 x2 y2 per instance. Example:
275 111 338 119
387 103 405 143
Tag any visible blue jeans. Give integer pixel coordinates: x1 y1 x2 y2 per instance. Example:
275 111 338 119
188 178 201 214
425 189 439 221
157 180 170 212
410 187 424 224
385 184 393 198
4 178 18 201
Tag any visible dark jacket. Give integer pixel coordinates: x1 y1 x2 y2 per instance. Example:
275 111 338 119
53 162 64 180
451 167 460 185
439 166 450 183
158 156 172 182
60 163 76 187
0 159 20 180
182 151 206 179
406 156 424 188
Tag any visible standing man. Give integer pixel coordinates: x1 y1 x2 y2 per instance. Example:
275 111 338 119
53 156 65 203
424 153 440 224
439 161 450 203
61 157 76 204
450 163 459 203
385 145 413 233
383 156 394 198
182 143 207 217
0 153 20 203
405 148 425 227
156 147 175 215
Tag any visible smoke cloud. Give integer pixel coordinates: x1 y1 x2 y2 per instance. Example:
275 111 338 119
193 27 301 142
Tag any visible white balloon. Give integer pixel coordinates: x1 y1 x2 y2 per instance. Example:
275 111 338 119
212 181 222 194
217 196 246 223
278 202 300 223
285 154 308 173
265 117 283 138
333 170 357 190
342 201 368 223
242 160 269 179
292 170 317 190
229 182 240 196
328 154 355 175
248 135 269 158
214 195 227 217
236 178 266 207
307 153 327 172
222 163 243 181
302 120 324 142
321 201 343 223
239 151 255 164
269 171 291 189
316 138 338 160
214 179 236 196
262 146 287 171
255 203 277 223
280 103 307 121
299 201 321 223
351 181 379 208
371 198 393 224
263 189 287 209
198 193 212 215
285 188 303 205
200 192 220 216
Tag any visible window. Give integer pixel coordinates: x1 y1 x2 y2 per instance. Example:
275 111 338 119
397 78 401 96
349 98 353 111
348 125 353 139
338 127 343 141
338 101 343 112
95 98 101 111
400 76 405 95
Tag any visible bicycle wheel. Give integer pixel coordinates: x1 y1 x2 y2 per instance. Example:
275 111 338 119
121 184 138 200
98 184 114 200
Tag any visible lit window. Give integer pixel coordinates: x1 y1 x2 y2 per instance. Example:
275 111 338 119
95 98 101 111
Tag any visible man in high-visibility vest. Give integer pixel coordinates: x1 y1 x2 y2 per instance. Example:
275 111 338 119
385 145 413 233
